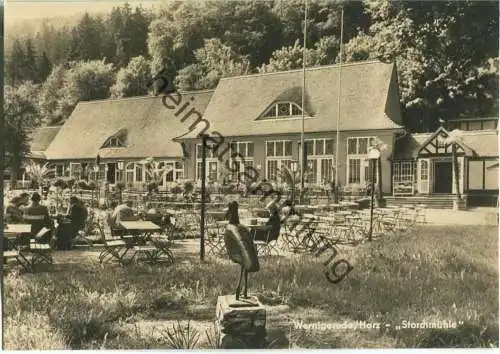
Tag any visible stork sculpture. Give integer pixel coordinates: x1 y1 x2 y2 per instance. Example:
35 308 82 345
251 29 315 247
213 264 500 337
223 201 260 302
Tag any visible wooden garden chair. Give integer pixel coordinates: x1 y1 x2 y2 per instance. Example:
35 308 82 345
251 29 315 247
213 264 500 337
28 228 54 269
3 250 32 272
206 222 226 257
96 222 131 266
146 232 175 265
252 224 279 257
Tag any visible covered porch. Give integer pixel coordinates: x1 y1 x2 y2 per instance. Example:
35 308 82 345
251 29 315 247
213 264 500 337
390 127 498 207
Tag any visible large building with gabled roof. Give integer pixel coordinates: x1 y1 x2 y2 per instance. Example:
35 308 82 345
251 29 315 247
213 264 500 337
176 60 404 195
27 60 498 208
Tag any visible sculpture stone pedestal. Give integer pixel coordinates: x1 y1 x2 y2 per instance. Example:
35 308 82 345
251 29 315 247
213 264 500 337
216 294 267 349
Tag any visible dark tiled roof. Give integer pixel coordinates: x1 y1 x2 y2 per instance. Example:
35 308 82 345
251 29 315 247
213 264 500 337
45 91 214 160
393 130 498 159
179 60 403 139
28 126 61 156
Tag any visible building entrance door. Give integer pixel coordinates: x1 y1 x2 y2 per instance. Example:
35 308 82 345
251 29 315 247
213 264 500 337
433 161 452 193
107 163 117 184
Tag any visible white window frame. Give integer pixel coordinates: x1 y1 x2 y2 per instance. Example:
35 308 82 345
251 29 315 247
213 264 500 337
261 101 303 119
196 144 219 181
69 162 83 180
102 136 124 148
125 162 135 185
392 160 416 195
54 163 67 178
346 136 377 186
304 138 336 184
417 158 430 194
229 141 254 182
265 140 293 182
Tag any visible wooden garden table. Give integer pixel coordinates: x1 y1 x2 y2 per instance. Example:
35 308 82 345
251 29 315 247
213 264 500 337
3 224 32 271
119 220 174 264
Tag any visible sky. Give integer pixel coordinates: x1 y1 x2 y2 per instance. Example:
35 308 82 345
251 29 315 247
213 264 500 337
5 0 159 22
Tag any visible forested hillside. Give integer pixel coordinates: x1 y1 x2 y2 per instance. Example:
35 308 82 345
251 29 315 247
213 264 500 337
5 0 499 138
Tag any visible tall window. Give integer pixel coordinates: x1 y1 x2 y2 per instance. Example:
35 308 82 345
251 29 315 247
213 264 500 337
347 136 377 185
392 160 416 195
69 163 82 180
175 161 184 181
196 143 219 181
135 164 143 182
125 163 134 184
89 164 105 181
261 102 304 119
304 138 335 184
163 161 184 182
266 140 292 181
55 163 67 177
229 142 254 182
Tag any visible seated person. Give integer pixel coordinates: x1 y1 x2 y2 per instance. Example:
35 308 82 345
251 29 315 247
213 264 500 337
280 199 298 220
253 201 281 242
5 192 30 224
111 200 137 226
110 200 139 236
3 192 30 250
67 196 88 232
55 197 88 250
23 192 53 244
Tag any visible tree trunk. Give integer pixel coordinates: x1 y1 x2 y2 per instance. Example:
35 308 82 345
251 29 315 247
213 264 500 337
452 145 461 210
10 158 21 189
377 157 383 200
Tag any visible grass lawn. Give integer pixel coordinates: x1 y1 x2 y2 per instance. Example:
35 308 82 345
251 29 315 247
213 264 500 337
3 225 498 349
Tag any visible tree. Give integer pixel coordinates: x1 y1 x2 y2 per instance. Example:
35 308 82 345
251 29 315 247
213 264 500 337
69 13 106 61
258 36 339 73
110 56 152 98
23 38 38 82
59 60 115 117
38 64 68 125
175 38 250 91
138 157 174 193
105 4 152 67
24 161 55 194
4 83 41 187
344 0 499 132
148 1 208 79
203 1 284 68
37 51 52 83
273 0 368 48
5 39 25 86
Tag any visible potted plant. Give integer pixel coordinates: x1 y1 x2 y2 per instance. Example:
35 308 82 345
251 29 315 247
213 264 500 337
116 181 126 204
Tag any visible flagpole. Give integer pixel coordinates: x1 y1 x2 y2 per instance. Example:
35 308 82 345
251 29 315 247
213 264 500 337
334 6 344 203
300 0 308 204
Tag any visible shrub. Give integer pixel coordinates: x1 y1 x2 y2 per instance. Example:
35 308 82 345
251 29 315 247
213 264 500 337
183 180 194 194
66 178 76 190
77 180 89 190
52 178 68 189
171 184 183 194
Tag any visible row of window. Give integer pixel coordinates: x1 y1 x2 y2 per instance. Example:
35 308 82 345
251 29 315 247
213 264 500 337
195 137 376 184
52 161 184 185
446 120 497 131
196 138 338 160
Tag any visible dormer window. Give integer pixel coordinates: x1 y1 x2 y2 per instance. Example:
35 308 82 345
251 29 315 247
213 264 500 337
102 136 124 148
260 102 304 119
101 128 127 148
